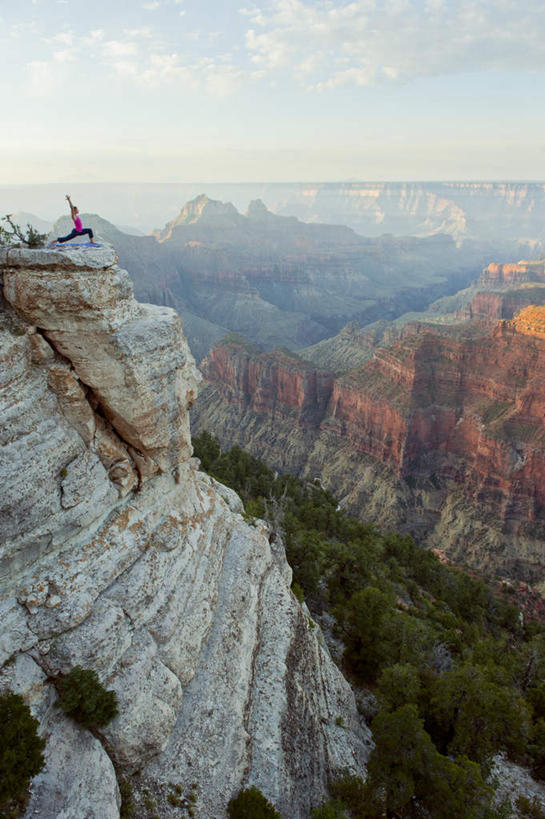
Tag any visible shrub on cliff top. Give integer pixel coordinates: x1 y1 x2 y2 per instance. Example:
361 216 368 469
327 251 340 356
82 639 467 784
55 666 118 729
0 691 46 808
227 786 280 819
1 215 47 248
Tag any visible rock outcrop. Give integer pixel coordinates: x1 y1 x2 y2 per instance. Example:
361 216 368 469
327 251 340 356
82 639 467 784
0 246 370 818
193 314 545 586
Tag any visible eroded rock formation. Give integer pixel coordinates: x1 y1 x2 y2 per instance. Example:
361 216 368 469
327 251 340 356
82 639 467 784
194 312 545 586
0 246 370 818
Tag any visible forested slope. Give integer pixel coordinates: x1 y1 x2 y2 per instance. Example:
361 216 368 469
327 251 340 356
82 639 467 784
194 431 545 818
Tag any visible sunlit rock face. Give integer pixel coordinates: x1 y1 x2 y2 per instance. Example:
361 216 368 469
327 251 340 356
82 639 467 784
0 246 370 819
193 305 545 586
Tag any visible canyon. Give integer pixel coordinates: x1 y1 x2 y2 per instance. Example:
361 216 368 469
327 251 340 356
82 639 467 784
50 195 533 363
0 246 370 818
192 265 545 588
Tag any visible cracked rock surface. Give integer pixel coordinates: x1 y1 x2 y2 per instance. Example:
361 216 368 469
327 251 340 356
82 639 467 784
0 246 370 818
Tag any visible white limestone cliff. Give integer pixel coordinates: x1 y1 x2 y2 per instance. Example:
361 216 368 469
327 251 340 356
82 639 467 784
0 246 370 818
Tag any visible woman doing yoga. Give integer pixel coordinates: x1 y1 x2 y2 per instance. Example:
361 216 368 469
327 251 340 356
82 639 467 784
50 195 99 246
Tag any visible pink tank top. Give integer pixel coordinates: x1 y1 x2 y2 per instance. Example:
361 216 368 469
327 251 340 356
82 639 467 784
74 216 83 231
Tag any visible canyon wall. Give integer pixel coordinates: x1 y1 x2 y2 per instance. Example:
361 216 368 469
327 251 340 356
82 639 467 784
0 246 370 818
193 316 545 586
269 182 545 241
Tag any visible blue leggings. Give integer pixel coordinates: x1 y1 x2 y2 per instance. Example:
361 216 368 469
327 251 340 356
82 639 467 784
57 228 94 243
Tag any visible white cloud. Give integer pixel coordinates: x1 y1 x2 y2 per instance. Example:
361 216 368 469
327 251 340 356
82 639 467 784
242 0 545 89
53 31 74 46
53 48 76 62
103 50 244 96
139 53 187 85
103 39 140 58
141 1 161 9
110 60 140 78
200 61 245 95
123 27 153 39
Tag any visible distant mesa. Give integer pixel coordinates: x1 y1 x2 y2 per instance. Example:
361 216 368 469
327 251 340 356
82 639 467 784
157 194 243 241
245 198 298 225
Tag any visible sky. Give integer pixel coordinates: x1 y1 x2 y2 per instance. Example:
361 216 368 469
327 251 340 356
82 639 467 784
2 0 545 183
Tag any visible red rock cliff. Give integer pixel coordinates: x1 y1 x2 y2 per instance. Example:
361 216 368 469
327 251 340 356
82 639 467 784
196 320 545 579
201 343 334 426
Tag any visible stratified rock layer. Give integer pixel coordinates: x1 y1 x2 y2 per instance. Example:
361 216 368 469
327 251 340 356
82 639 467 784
0 246 369 819
193 314 545 585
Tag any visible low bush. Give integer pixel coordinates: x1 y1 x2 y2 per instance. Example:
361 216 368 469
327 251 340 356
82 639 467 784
227 786 281 819
0 692 46 809
1 215 47 248
311 801 348 818
55 666 118 729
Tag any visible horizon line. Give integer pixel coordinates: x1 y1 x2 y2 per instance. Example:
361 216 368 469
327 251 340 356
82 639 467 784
2 179 545 188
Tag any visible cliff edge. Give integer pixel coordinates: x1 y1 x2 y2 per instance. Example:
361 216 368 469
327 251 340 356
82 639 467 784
0 246 370 818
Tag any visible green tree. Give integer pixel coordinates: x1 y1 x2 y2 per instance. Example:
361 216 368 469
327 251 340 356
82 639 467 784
310 801 348 818
336 585 396 682
365 704 496 818
55 666 118 729
365 704 436 816
192 430 221 472
428 663 529 768
0 692 46 809
424 754 497 819
328 774 366 818
377 663 421 712
285 529 326 595
516 794 545 818
227 786 280 819
529 718 545 780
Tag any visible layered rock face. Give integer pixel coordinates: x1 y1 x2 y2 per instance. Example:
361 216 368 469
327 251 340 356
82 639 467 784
464 287 545 322
0 247 369 818
270 181 545 241
194 318 545 585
